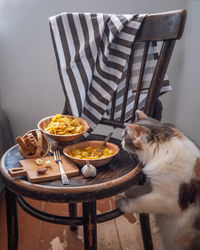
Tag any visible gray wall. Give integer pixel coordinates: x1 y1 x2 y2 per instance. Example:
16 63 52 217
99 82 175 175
1 0 199 145
161 0 200 145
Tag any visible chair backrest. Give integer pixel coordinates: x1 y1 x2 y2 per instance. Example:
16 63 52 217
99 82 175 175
98 9 186 128
57 10 186 128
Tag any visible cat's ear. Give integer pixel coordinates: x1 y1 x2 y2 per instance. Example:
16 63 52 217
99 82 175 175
135 110 147 120
124 123 142 137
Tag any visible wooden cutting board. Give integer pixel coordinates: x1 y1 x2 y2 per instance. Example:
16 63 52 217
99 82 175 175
8 155 79 183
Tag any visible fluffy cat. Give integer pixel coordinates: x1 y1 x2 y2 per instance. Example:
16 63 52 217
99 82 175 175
115 110 200 250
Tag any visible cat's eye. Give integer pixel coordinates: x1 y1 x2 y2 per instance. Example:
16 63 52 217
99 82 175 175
125 138 132 146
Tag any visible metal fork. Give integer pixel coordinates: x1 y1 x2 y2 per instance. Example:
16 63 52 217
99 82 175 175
54 150 70 185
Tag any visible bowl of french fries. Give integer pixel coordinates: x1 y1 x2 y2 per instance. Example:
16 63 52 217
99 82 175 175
37 114 90 143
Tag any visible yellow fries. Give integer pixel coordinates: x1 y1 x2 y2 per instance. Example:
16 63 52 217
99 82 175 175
44 114 84 135
69 146 114 159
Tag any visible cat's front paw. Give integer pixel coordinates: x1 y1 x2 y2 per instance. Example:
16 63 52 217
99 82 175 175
115 197 132 213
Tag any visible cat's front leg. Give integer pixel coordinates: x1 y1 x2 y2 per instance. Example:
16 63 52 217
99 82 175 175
116 193 175 214
124 177 152 198
115 177 152 213
115 197 133 213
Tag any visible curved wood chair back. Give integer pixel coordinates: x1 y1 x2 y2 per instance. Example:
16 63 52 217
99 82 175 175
100 9 186 127
54 10 186 126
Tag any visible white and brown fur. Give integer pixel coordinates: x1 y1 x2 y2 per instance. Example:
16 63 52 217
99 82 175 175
115 110 200 250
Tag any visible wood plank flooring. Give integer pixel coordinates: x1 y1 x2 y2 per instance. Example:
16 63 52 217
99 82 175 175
0 191 162 250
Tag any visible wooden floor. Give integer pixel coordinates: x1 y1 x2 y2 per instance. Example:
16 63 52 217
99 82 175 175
0 191 162 250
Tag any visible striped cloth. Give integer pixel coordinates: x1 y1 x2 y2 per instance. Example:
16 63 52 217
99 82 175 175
49 13 171 134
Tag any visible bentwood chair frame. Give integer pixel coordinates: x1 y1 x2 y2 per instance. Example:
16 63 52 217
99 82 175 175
0 9 186 250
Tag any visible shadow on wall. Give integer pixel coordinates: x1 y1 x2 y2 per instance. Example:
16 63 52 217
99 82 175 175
0 108 14 192
0 109 14 157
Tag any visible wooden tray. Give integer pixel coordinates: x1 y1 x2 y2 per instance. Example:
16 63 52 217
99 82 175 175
8 155 79 183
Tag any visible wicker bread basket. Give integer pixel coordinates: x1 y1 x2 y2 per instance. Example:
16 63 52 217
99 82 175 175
18 129 50 159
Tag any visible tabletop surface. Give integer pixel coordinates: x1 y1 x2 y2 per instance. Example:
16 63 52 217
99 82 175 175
0 135 141 202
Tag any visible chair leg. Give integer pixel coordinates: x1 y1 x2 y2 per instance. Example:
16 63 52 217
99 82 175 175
82 201 97 250
139 213 154 250
5 188 18 250
69 203 78 231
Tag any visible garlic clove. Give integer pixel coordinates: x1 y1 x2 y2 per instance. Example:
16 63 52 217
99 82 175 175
44 160 53 168
35 158 43 166
37 167 48 175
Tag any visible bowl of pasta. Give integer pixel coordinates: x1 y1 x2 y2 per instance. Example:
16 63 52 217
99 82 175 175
63 140 120 167
37 114 90 143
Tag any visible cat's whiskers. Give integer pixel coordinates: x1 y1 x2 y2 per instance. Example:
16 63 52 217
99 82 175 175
126 151 138 163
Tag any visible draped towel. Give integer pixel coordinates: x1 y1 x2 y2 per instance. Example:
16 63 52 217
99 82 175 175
49 13 171 134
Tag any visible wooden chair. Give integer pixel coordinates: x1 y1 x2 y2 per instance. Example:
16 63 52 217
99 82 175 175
0 9 186 250
56 9 186 250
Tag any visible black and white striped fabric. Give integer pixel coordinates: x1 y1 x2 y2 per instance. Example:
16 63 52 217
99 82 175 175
49 13 171 134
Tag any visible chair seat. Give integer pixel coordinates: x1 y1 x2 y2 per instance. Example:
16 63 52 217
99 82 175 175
0 135 141 203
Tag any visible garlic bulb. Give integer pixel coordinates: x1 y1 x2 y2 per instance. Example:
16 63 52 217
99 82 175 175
81 161 97 177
